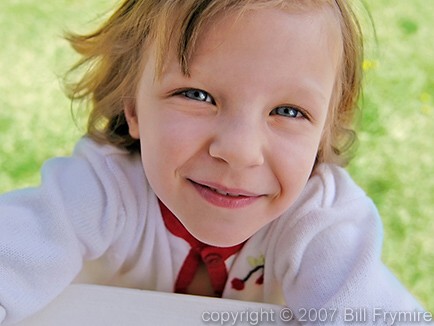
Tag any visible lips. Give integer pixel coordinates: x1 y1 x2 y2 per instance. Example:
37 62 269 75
189 179 261 209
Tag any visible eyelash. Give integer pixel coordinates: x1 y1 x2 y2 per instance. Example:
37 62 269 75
175 88 307 119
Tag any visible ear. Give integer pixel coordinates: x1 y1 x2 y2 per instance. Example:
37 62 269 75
123 99 140 139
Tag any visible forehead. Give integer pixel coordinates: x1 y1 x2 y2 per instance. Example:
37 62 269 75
177 6 343 92
194 4 342 59
150 0 342 78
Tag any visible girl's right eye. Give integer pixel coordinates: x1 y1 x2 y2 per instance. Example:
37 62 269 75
179 89 215 104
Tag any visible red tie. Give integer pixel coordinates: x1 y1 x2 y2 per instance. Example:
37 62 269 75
159 201 244 296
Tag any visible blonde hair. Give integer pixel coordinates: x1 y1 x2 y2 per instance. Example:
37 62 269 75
65 0 364 165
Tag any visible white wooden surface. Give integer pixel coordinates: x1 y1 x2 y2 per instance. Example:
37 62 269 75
15 284 290 325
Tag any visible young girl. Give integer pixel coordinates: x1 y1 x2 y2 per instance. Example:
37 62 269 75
0 0 425 324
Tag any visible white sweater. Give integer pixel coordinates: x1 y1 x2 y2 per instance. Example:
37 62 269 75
0 138 422 325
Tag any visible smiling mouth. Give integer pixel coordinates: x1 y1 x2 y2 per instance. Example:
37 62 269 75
188 179 261 209
189 179 256 197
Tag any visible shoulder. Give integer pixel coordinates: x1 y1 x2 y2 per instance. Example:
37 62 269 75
70 137 146 189
265 163 382 266
72 137 140 171
271 163 376 228
37 137 154 225
37 137 159 255
299 163 368 211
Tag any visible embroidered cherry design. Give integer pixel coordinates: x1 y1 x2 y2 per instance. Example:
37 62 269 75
255 274 264 285
231 278 245 290
231 255 265 291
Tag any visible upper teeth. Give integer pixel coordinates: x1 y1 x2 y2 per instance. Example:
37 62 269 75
213 188 241 197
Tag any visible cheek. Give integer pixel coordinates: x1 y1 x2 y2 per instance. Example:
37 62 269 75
271 133 323 198
137 111 206 177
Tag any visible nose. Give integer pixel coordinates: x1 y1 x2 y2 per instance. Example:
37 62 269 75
208 114 265 169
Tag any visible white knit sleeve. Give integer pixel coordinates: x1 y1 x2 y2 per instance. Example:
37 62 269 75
0 139 128 325
272 165 423 323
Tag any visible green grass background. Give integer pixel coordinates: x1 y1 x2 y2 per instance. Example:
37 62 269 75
0 0 433 312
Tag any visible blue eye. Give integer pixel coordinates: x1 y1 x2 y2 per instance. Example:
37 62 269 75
181 89 214 104
270 106 304 118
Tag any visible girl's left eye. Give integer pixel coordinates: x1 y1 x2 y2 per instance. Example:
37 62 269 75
180 89 214 104
270 106 305 119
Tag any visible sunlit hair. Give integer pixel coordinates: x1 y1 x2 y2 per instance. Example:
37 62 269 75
65 0 364 166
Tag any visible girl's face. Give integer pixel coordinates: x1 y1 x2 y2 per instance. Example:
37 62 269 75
126 6 342 246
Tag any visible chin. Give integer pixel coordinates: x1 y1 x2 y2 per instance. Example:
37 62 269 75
189 227 251 248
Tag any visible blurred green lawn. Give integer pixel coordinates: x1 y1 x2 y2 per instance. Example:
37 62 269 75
0 0 433 312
